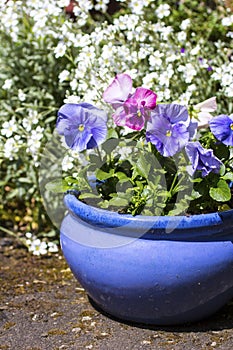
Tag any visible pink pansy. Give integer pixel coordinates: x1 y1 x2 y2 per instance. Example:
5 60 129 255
123 87 157 130
194 97 217 128
103 73 132 109
104 74 157 130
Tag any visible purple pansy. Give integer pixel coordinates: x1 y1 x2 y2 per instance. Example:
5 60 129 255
146 104 197 157
185 141 223 177
209 114 233 146
56 103 107 152
103 73 157 131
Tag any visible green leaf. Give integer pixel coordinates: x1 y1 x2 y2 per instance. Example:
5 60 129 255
133 154 151 178
222 172 233 181
108 197 129 207
102 138 119 154
96 169 114 180
209 180 231 202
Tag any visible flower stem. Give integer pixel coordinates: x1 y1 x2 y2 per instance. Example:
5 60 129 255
0 225 27 246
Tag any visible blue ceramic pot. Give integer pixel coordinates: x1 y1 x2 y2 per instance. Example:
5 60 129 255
60 193 233 325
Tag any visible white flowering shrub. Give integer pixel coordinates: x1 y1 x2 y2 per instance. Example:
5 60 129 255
0 0 232 253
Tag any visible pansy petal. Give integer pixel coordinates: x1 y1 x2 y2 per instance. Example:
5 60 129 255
112 106 127 126
125 113 145 131
197 112 213 128
185 141 222 177
103 73 132 107
194 97 217 113
133 87 157 109
209 114 233 146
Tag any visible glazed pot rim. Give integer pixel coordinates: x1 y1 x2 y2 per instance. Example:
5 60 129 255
64 192 233 241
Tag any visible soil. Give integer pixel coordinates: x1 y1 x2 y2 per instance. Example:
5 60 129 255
1 237 233 350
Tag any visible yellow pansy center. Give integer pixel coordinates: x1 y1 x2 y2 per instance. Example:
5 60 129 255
137 110 142 117
166 130 172 137
78 124 85 132
230 123 233 131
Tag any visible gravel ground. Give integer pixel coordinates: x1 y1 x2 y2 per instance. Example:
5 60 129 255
1 237 233 350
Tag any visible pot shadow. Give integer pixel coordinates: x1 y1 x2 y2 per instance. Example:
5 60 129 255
88 297 233 333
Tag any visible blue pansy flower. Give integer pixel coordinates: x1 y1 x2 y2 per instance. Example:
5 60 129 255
146 104 197 157
209 114 233 146
185 141 223 177
56 103 108 152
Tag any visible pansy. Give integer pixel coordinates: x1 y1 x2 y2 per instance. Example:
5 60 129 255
209 114 233 146
103 73 157 130
194 96 217 128
185 141 223 177
146 104 197 157
103 73 133 109
56 103 107 152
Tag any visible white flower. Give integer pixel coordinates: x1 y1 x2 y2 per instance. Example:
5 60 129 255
57 0 70 6
1 119 17 137
59 70 70 83
3 135 22 160
149 50 163 67
190 45 201 56
211 67 223 81
156 4 170 19
47 242 59 253
2 79 13 90
62 155 74 171
18 89 26 101
225 84 233 97
129 0 144 15
29 239 47 256
64 95 80 104
54 42 67 58
221 73 233 87
95 0 109 12
226 31 233 38
222 15 233 26
177 31 187 42
180 18 190 30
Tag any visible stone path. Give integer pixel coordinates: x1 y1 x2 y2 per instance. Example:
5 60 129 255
1 237 233 350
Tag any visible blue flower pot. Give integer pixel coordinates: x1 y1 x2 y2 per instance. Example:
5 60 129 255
60 193 233 325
